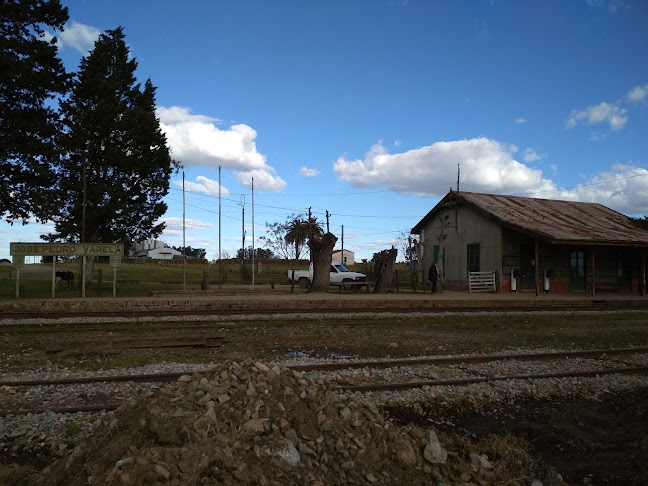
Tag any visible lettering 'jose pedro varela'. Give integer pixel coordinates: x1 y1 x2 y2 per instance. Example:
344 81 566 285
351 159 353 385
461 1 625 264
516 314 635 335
10 242 124 257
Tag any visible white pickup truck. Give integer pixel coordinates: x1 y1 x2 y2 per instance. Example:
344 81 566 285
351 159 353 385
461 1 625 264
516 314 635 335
288 263 366 288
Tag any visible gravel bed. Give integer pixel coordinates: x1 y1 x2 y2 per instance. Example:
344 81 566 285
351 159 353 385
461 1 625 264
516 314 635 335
2 350 647 462
0 361 217 383
1 309 646 327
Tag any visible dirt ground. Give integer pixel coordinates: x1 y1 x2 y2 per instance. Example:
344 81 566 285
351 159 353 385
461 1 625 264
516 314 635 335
2 310 648 485
385 387 648 485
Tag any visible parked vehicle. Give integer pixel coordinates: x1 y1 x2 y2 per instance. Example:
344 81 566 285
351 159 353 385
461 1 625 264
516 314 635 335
287 263 366 288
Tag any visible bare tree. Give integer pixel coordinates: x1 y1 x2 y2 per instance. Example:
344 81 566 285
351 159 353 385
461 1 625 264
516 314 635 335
393 229 414 262
308 232 338 292
373 248 398 293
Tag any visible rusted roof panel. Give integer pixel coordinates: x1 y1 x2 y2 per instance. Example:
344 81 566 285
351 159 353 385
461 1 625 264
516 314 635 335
412 191 648 246
458 192 648 245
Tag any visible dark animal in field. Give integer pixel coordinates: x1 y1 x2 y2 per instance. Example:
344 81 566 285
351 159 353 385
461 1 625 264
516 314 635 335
55 271 74 289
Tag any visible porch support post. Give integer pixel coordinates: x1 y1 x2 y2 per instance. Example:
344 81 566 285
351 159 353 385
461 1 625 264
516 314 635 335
642 253 646 297
534 239 540 297
52 258 56 299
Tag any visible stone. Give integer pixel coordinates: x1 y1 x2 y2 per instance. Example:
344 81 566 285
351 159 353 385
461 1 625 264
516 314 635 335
118 471 135 486
269 437 301 470
396 437 418 466
423 431 447 465
155 464 170 479
241 418 266 436
469 453 493 470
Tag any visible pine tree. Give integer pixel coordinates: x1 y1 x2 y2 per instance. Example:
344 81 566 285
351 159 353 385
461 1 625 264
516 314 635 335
0 0 69 222
48 27 178 245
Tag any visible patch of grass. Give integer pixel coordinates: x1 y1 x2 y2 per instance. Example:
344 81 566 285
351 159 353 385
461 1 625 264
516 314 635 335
0 260 405 300
64 422 82 437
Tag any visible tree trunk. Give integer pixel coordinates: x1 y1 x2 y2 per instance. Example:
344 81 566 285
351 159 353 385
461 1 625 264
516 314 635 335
308 232 338 292
78 256 95 293
373 248 398 293
201 267 210 290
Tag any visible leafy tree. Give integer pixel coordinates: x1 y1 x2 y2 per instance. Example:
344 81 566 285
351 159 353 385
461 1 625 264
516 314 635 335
236 246 275 259
285 215 323 260
45 27 178 245
630 216 648 231
260 213 323 260
172 246 206 258
1 0 69 223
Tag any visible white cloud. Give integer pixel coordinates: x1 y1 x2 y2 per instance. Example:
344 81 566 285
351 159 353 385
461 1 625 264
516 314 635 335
176 175 230 197
554 164 648 215
565 83 648 135
235 169 287 192
157 106 220 124
333 138 557 196
299 167 320 177
45 21 100 54
523 148 544 163
626 84 648 103
565 102 628 131
159 217 213 235
158 106 285 192
333 138 648 214
515 118 528 124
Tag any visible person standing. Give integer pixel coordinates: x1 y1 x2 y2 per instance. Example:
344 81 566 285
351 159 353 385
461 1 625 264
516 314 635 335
428 262 438 293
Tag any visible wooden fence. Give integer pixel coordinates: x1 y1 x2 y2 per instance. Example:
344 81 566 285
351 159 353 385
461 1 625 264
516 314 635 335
468 271 497 293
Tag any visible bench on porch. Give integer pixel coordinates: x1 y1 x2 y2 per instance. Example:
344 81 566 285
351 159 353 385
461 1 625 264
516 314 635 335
329 281 374 294
587 282 619 293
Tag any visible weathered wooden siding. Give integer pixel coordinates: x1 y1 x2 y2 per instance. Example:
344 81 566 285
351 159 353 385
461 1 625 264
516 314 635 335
421 205 502 290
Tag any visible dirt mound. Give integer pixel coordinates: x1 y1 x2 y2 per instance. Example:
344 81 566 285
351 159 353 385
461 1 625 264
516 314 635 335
34 359 563 485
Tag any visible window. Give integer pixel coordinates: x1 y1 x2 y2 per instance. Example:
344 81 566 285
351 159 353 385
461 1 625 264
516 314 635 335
467 244 480 273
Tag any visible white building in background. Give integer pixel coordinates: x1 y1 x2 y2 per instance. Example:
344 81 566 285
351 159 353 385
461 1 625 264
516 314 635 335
146 247 182 259
332 249 354 266
131 240 181 259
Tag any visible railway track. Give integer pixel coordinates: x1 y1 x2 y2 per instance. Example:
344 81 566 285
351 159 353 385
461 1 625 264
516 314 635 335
1 297 647 320
2 347 647 416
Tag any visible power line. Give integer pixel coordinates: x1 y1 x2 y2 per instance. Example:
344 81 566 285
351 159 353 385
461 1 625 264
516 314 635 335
168 187 426 220
514 172 648 197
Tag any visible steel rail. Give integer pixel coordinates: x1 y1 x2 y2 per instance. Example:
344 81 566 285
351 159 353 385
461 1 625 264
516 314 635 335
0 369 215 387
0 299 646 320
4 365 648 416
289 347 648 372
1 403 124 416
2 347 646 387
333 365 648 392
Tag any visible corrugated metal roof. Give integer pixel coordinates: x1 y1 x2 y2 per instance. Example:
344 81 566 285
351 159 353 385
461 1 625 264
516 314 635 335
413 191 648 246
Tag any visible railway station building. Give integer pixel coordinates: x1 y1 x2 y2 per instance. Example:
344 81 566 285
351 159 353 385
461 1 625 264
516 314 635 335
411 191 648 296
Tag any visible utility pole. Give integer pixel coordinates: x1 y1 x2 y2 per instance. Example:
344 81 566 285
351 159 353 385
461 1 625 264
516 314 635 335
218 165 221 287
252 177 255 287
437 215 449 293
326 210 330 233
308 206 312 263
341 225 344 265
81 150 87 298
182 171 186 292
239 195 245 268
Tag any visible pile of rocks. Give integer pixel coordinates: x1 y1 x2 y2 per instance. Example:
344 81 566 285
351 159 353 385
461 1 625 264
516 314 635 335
35 359 557 486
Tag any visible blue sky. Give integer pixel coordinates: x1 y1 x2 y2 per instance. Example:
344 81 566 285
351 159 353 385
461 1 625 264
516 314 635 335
3 0 648 262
